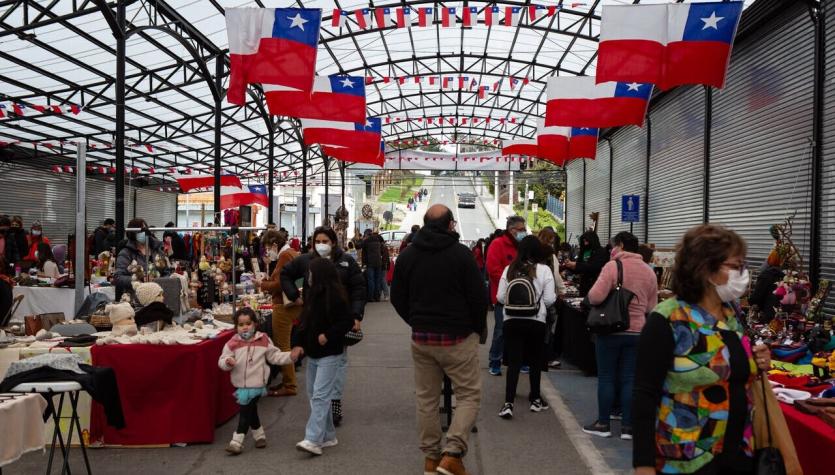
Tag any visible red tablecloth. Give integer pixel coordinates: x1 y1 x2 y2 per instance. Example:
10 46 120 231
780 402 834 475
89 330 238 445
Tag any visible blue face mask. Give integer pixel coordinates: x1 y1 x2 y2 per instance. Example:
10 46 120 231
515 231 527 242
136 233 147 244
240 329 254 340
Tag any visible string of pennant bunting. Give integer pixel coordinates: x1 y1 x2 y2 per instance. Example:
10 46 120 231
366 75 531 94
331 4 588 29
384 116 522 125
390 138 501 146
0 139 156 152
0 102 82 118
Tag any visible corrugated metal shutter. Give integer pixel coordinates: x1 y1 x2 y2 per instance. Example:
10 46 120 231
609 126 647 242
135 188 177 228
709 3 813 271
565 159 584 243
0 166 76 245
585 141 611 242
648 87 705 249
820 2 835 315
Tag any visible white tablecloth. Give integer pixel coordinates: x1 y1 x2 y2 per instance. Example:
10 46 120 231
0 393 47 467
11 286 116 322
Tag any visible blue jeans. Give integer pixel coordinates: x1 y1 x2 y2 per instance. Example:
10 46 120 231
595 334 639 425
304 353 346 444
366 267 382 300
488 305 505 369
332 348 348 400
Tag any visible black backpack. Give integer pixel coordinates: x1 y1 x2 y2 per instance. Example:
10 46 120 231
504 265 540 317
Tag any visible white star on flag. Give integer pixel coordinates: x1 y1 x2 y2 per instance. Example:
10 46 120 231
627 83 641 91
365 120 372 128
288 13 308 31
340 78 354 88
701 11 724 30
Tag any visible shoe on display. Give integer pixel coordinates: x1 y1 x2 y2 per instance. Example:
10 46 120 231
424 457 440 475
530 398 550 412
498 402 514 419
520 365 530 374
437 453 469 475
621 426 633 440
296 439 323 455
582 420 612 438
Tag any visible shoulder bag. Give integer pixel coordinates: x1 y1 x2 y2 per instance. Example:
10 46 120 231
753 372 801 475
585 260 634 334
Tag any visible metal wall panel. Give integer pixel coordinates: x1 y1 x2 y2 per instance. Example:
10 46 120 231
565 159 584 244
648 87 706 249
820 2 835 315
584 141 612 242
709 3 813 271
609 126 648 242
135 188 177 228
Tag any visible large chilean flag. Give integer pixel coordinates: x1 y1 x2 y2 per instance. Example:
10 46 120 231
568 127 599 160
536 119 569 166
302 117 381 150
226 8 321 105
545 77 653 128
596 2 743 90
501 139 539 157
323 141 385 167
263 75 366 122
175 173 242 192
220 184 269 210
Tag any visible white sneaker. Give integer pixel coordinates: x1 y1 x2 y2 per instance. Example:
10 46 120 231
321 438 339 448
296 439 323 455
498 402 514 419
530 398 550 412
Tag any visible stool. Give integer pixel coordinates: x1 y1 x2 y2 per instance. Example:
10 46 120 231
11 382 92 475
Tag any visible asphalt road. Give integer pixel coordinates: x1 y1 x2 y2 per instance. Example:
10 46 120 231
429 176 497 242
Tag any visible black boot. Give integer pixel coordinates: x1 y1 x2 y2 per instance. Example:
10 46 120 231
331 399 343 427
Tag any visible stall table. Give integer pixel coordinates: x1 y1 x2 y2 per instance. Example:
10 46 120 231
556 299 596 376
780 402 833 475
0 393 47 469
88 330 237 446
11 286 115 321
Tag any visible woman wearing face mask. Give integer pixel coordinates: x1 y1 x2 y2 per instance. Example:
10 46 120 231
114 218 152 300
582 232 657 440
280 226 366 426
9 217 29 266
563 230 609 297
258 230 302 397
632 224 771 475
25 221 50 263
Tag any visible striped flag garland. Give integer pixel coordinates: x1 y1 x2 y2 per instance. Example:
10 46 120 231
337 5 563 30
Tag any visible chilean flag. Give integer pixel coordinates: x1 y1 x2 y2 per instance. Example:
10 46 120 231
331 9 348 27
462 7 478 27
418 7 433 27
545 77 653 128
375 8 391 28
502 139 539 157
442 7 457 27
485 6 500 26
175 173 242 192
302 117 382 150
505 6 522 26
226 8 321 106
220 184 270 210
323 141 385 167
597 2 743 90
569 127 599 160
355 8 371 29
263 75 366 123
396 7 412 28
536 119 569 166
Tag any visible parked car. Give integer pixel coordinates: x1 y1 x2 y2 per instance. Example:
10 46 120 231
379 230 408 251
457 192 476 209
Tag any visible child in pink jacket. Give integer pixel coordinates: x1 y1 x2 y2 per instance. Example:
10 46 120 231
219 307 295 455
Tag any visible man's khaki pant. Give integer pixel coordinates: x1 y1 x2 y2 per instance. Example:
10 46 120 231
271 304 301 391
411 333 481 459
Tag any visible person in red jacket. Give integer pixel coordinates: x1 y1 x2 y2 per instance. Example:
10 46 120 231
485 216 527 376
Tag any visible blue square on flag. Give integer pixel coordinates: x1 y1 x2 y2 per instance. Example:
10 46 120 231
491 7 500 13
571 127 598 137
273 8 320 47
356 118 381 132
682 2 743 43
469 7 478 14
329 76 365 97
614 82 652 100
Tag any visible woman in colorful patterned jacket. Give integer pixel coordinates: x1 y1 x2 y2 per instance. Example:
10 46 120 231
632 224 771 475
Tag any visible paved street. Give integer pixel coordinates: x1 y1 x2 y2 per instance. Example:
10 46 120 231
429 176 497 242
10 303 612 475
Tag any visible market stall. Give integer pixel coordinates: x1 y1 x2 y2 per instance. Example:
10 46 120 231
11 286 115 322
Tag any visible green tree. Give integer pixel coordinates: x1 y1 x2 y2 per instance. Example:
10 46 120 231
526 161 565 207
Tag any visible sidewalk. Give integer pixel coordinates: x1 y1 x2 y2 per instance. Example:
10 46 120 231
470 176 514 230
399 177 433 231
13 303 604 474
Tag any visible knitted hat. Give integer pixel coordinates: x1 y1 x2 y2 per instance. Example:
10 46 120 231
106 301 135 324
134 282 164 307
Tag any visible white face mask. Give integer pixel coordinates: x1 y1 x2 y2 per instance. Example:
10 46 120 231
711 268 750 303
267 249 279 261
315 243 332 258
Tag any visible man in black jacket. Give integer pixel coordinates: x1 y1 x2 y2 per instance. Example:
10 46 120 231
391 204 487 475
359 230 385 301
93 218 117 256
163 222 188 261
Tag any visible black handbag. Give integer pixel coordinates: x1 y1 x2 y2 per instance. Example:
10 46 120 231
344 329 363 346
585 260 634 334
755 372 787 475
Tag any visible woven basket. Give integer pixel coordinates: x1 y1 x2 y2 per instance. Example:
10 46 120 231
213 313 234 324
90 314 112 330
